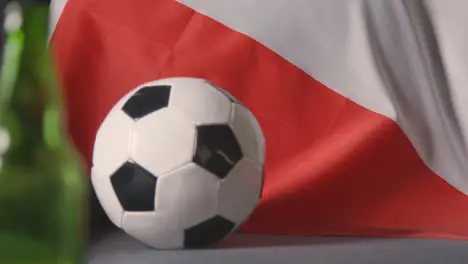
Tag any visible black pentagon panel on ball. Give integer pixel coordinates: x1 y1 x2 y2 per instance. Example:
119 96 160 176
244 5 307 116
184 215 236 247
193 125 243 179
110 161 157 212
122 85 171 119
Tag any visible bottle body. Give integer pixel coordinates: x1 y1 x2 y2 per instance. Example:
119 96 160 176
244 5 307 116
0 144 86 263
0 2 87 263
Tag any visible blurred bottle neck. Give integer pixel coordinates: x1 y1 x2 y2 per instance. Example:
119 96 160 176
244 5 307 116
0 1 66 156
1 1 51 101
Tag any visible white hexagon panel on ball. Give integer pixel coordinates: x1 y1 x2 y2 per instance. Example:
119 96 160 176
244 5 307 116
91 77 266 249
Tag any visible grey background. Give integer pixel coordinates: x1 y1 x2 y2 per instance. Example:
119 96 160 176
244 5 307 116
88 227 468 264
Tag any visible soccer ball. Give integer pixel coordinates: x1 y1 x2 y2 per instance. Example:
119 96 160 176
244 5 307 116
91 77 265 249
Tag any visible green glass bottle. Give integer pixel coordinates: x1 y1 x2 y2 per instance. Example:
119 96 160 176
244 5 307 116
0 1 87 263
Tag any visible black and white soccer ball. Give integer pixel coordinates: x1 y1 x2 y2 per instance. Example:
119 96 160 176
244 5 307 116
91 77 265 249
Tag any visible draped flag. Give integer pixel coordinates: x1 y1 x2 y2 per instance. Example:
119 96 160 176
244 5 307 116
49 0 468 239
